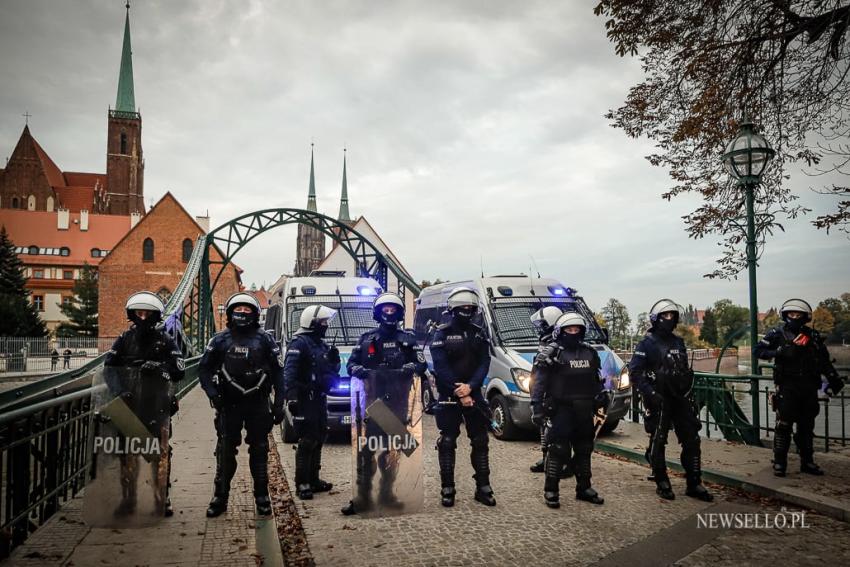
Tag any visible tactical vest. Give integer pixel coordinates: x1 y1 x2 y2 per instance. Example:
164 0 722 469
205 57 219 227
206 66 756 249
293 333 333 394
221 331 270 397
120 327 172 365
547 344 600 401
647 334 693 397
359 329 414 371
437 323 488 382
773 325 821 389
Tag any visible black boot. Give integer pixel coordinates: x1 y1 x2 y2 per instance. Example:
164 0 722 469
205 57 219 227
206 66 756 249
206 495 228 517
294 439 315 500
297 484 314 500
655 478 675 500
255 495 272 516
800 462 824 475
474 485 497 507
164 497 174 517
441 486 456 507
685 484 714 502
796 432 824 475
310 443 333 493
683 451 713 502
543 450 562 509
530 457 545 473
773 423 791 477
574 449 603 505
341 500 357 515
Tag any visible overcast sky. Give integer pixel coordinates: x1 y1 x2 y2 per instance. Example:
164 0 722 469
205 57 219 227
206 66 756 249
1 0 848 319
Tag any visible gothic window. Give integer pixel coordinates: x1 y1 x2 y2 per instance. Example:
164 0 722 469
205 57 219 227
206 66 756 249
120 131 128 154
156 287 172 302
142 238 154 262
46 196 54 212
11 197 18 208
27 195 36 211
182 238 193 262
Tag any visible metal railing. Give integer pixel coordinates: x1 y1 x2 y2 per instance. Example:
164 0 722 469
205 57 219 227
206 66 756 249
628 368 850 451
0 337 117 375
0 358 200 559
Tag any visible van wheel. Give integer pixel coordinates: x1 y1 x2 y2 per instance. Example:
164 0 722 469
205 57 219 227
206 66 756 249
281 417 298 443
599 418 620 436
489 394 519 441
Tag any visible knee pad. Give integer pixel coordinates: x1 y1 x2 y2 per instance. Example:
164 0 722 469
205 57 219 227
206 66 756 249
470 433 489 450
572 441 593 459
436 435 457 452
681 435 700 457
548 442 570 460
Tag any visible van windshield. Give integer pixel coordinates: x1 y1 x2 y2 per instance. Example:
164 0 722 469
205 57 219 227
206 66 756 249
286 295 376 345
489 296 605 347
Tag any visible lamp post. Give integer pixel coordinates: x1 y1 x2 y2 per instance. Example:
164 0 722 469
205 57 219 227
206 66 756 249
217 304 225 330
720 116 775 376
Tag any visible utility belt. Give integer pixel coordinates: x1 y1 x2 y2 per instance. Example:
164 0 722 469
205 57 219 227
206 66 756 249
219 368 269 397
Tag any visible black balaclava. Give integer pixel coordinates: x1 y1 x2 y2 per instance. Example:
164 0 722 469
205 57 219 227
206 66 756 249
452 306 477 327
228 307 258 332
312 323 329 339
557 327 585 349
129 310 161 334
654 312 678 336
783 313 805 334
375 304 402 335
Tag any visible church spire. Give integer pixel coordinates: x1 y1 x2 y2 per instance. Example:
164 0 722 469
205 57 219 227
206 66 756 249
338 148 352 223
306 143 317 212
115 2 136 114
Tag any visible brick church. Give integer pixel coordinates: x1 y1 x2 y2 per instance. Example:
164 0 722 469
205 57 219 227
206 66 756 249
0 7 144 216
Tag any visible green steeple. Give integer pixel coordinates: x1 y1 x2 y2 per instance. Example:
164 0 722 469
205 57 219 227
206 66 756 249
115 3 136 114
306 144 317 212
338 148 352 223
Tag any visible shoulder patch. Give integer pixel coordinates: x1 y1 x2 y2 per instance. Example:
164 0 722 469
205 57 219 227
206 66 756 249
176 358 185 371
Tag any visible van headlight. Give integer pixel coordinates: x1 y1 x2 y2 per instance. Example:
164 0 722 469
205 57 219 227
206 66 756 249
618 367 630 390
511 368 532 392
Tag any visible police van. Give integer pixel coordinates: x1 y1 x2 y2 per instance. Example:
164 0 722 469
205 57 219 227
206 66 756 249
414 276 631 439
266 271 383 442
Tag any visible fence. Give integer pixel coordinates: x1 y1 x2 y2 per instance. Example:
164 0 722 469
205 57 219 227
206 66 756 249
627 367 850 452
0 337 117 375
0 358 200 558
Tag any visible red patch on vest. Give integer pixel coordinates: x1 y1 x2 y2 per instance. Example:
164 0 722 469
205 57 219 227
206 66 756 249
368 343 376 355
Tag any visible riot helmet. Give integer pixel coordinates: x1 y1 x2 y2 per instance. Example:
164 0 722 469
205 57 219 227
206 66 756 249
531 306 563 338
225 292 261 331
447 287 479 323
298 305 337 338
126 291 164 330
780 298 812 333
373 293 405 327
552 311 586 347
649 298 681 335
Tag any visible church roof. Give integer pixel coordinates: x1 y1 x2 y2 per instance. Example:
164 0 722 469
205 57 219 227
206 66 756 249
306 145 317 212
53 186 95 212
115 5 137 114
1 209 132 267
338 150 351 222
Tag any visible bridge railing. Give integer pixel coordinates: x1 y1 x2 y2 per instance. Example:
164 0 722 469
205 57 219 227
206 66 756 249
627 368 850 451
0 359 200 559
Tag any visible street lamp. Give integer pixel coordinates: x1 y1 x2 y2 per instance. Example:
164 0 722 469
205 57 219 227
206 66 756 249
720 116 775 376
217 303 225 330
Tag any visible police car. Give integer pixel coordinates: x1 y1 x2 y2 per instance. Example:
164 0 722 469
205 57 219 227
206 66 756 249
266 272 382 442
414 276 632 440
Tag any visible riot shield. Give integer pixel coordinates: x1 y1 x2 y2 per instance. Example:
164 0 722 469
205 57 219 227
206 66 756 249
350 368 423 517
83 366 172 527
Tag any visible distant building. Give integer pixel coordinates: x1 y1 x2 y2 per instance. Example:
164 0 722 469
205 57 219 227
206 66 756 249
293 145 326 276
97 192 242 338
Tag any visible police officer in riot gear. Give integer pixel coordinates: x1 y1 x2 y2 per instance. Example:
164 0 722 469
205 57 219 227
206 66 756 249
755 298 843 477
199 292 285 517
529 306 572 478
629 299 713 502
284 305 340 500
431 288 496 508
342 292 426 515
105 291 185 517
531 312 605 507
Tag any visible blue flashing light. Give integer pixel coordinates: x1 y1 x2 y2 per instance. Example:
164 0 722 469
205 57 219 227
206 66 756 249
548 285 575 298
357 285 376 296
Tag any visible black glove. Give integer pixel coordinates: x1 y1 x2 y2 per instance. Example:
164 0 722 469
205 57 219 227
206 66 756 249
273 405 285 425
643 389 663 411
531 403 545 428
595 389 613 410
326 346 341 366
402 362 418 374
826 375 845 397
287 399 300 417
210 394 224 410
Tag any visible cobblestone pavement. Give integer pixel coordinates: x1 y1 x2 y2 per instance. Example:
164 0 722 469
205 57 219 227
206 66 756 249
276 415 850 566
7 387 263 566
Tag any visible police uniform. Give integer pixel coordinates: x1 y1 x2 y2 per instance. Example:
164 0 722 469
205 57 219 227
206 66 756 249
755 317 842 475
283 330 340 498
630 329 710 500
199 326 284 515
531 332 603 506
345 324 426 510
430 316 495 506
